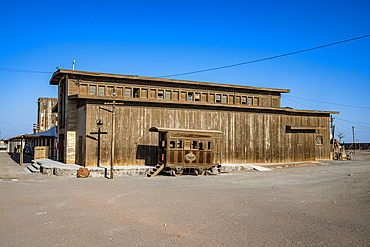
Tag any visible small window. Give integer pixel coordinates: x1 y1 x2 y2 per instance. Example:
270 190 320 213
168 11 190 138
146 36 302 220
194 93 200 101
192 141 197 149
125 88 131 97
241 97 246 104
215 94 221 103
208 142 212 150
315 135 323 145
116 87 123 96
181 92 187 100
263 98 269 106
89 85 96 95
188 92 193 101
201 93 207 102
133 88 140 98
199 142 204 150
173 91 179 100
254 97 259 106
170 141 176 148
184 140 191 150
247 97 252 105
158 90 164 99
142 89 148 98
165 91 171 100
98 86 105 96
150 89 156 98
229 95 234 104
177 140 183 148
222 95 227 103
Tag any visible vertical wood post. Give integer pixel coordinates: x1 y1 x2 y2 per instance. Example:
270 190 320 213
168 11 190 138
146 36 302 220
352 126 355 155
20 138 24 166
110 85 117 179
332 125 335 160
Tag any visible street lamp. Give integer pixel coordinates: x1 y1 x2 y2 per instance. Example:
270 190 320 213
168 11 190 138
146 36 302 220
110 87 117 179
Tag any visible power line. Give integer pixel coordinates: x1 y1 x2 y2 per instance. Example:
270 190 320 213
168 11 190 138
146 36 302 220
336 117 370 126
284 95 370 110
282 96 317 110
0 66 52 74
160 34 370 78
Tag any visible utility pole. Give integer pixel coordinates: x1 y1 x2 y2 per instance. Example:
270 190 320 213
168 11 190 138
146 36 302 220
352 126 355 155
332 125 335 159
111 90 116 179
330 115 335 160
102 83 123 179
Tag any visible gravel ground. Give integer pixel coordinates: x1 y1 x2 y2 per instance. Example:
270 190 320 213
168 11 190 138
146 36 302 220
0 151 369 246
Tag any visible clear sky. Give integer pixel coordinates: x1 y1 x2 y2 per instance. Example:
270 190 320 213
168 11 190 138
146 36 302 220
0 0 369 143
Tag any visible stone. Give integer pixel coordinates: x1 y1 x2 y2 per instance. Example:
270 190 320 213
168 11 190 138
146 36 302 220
77 168 90 178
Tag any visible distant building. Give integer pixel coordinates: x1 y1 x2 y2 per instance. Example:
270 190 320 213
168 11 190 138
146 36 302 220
37 97 58 132
0 140 7 152
50 69 338 166
7 98 58 162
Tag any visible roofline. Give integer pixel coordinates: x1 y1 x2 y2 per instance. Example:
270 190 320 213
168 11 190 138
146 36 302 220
49 69 290 93
149 127 223 134
69 93 339 115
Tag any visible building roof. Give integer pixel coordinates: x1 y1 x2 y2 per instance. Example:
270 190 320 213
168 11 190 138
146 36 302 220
7 126 57 141
49 69 290 93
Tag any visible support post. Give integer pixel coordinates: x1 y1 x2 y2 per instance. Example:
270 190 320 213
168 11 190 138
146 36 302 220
332 125 335 160
20 138 23 166
111 98 115 179
352 126 355 155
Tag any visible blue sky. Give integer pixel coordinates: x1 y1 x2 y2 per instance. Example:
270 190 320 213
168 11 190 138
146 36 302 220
0 0 369 142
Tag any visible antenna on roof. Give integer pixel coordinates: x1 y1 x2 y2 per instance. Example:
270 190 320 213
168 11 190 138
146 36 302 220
73 58 75 70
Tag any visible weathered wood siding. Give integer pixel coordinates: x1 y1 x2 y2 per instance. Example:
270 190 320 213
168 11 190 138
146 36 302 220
51 70 333 167
84 103 330 167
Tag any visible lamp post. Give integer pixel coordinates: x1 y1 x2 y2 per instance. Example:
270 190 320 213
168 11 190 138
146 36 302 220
100 84 122 179
110 88 117 179
96 119 103 167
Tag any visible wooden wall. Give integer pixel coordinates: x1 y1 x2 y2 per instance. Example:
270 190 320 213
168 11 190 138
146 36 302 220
81 102 330 167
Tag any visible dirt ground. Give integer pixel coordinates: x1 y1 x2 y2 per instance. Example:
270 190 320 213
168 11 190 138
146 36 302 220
0 151 369 246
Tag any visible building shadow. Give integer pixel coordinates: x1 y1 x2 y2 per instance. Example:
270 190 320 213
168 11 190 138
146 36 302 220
8 153 34 165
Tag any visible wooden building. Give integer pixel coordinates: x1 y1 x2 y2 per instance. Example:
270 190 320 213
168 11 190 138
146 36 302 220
49 69 338 166
37 97 58 132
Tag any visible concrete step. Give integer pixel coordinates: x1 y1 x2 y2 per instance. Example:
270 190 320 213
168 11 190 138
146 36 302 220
32 163 41 170
27 165 39 173
23 167 32 174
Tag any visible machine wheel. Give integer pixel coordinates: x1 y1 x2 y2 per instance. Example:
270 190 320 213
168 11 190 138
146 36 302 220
171 169 183 176
195 169 205 176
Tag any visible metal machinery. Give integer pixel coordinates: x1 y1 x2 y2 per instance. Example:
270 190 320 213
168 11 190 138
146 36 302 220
148 127 223 177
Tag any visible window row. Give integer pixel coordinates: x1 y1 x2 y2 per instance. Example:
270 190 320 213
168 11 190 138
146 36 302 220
82 84 279 107
169 140 212 150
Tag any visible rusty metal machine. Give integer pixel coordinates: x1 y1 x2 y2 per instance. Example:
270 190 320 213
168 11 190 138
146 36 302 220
148 127 223 177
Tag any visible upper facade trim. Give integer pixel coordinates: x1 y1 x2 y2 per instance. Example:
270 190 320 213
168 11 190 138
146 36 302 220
49 69 290 93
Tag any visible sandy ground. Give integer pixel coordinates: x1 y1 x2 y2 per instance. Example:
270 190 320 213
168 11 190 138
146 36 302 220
0 151 369 246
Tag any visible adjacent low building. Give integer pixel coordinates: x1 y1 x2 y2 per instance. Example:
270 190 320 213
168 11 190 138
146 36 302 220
49 69 338 167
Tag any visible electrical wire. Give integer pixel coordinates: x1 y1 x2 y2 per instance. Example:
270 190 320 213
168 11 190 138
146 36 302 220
0 66 52 74
282 96 316 110
335 118 370 129
159 34 370 77
284 95 370 110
